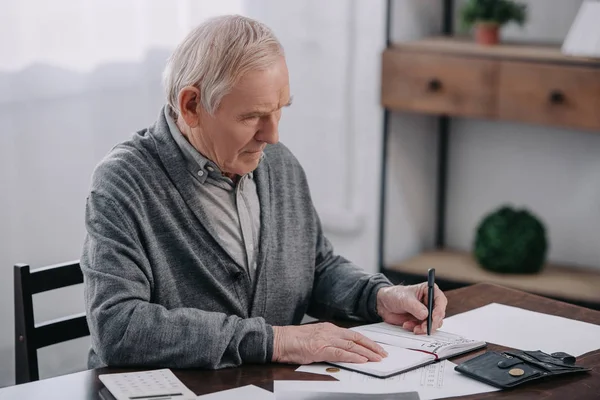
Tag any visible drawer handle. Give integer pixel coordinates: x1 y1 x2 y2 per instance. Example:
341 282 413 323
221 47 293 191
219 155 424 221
549 90 565 105
427 78 442 92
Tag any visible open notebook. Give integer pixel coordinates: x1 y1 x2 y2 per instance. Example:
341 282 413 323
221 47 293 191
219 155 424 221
327 322 486 378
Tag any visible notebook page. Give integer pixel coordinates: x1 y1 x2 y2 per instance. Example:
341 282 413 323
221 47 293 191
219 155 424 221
352 323 482 357
329 343 435 377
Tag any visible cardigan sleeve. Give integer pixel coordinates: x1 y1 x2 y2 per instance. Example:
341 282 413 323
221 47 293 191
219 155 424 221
306 207 393 322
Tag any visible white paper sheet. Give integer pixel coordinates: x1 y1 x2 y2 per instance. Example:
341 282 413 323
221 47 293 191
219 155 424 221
441 303 600 357
296 360 498 400
196 384 274 399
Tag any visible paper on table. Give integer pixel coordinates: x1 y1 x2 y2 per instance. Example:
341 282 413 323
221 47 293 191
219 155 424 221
196 384 274 399
296 360 498 400
296 364 336 376
441 303 600 357
273 381 420 400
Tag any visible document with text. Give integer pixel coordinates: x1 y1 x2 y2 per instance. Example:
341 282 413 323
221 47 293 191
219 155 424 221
296 360 498 400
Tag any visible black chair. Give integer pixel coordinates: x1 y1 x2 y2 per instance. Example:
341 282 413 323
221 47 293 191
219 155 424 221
14 261 90 384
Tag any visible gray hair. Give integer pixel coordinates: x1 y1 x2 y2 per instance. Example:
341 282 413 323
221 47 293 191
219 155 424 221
163 15 284 116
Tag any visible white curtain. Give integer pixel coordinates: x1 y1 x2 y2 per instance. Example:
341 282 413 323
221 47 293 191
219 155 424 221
0 0 242 386
0 0 243 72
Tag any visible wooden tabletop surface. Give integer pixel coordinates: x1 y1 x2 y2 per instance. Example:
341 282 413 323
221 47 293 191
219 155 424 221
1 282 599 400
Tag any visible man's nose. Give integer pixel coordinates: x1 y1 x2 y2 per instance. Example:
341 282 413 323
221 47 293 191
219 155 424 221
257 114 279 144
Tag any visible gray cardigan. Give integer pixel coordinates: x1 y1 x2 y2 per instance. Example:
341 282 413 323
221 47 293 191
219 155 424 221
81 106 393 369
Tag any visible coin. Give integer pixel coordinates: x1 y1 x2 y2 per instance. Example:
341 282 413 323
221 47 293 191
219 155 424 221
325 367 340 373
509 368 525 377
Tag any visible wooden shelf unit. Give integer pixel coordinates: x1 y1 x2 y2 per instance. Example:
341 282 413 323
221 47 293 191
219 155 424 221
382 37 600 131
378 34 600 309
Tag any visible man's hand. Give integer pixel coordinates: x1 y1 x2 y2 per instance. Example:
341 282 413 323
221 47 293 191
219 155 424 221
272 322 388 364
376 283 448 334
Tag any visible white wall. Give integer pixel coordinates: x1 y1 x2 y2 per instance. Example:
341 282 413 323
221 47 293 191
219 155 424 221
384 0 443 263
244 0 386 273
386 0 600 270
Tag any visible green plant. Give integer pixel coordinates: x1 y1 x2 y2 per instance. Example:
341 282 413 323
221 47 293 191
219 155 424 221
473 205 548 274
460 0 527 30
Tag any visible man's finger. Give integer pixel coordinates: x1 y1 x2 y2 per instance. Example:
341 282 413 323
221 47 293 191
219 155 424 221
433 286 448 312
322 347 368 363
402 296 429 320
408 313 443 335
381 312 413 326
432 309 445 327
343 329 388 357
330 338 382 362
413 322 426 335
402 320 419 331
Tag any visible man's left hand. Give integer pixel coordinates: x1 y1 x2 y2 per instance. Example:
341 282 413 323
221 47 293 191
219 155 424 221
376 283 448 334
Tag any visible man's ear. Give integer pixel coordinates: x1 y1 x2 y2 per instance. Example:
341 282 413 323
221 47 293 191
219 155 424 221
177 86 202 128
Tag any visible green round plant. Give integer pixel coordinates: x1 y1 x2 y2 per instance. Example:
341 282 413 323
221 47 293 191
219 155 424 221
473 205 548 274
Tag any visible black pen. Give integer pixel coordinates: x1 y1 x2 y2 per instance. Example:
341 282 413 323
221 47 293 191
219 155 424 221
427 268 435 336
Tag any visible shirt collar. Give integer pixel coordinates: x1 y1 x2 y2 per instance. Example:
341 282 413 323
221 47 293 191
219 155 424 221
164 106 263 184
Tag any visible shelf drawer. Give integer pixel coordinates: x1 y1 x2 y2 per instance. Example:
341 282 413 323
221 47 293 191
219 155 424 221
498 61 600 131
381 49 498 118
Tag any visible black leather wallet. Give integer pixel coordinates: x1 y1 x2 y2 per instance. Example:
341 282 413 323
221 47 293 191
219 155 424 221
454 349 590 389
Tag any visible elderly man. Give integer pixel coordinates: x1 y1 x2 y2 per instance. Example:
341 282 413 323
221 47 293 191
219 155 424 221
81 14 447 370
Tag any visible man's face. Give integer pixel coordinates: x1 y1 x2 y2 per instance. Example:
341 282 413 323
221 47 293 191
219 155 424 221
192 56 291 177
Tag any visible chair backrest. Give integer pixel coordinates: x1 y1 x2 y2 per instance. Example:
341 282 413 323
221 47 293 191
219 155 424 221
14 261 90 384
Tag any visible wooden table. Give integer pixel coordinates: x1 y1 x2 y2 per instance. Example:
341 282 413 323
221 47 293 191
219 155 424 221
1 283 599 399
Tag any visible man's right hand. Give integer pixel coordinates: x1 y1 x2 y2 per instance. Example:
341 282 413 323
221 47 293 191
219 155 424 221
271 322 388 364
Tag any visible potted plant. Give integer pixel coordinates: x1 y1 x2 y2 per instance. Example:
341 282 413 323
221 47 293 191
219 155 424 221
473 205 548 274
460 0 527 45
